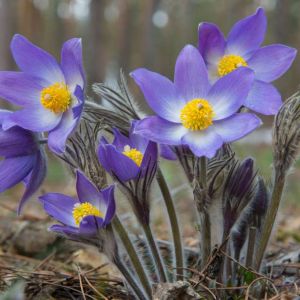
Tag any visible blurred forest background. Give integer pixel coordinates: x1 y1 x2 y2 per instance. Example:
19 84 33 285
1 0 300 216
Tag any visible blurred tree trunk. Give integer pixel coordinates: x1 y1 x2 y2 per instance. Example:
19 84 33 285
88 0 108 85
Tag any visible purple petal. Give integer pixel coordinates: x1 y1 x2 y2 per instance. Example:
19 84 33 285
0 155 35 192
39 193 78 226
226 8 267 56
181 128 222 158
79 215 104 235
11 34 64 83
47 107 80 154
104 144 140 182
140 141 158 170
100 185 116 225
18 149 47 214
198 22 226 64
134 117 188 145
75 170 102 208
159 144 177 160
247 44 297 82
213 113 262 142
130 121 149 153
0 72 47 106
49 224 79 236
0 109 11 122
130 68 184 122
0 127 37 157
207 67 254 120
5 106 61 132
61 38 85 92
98 141 112 173
174 44 210 101
112 128 131 150
244 80 282 115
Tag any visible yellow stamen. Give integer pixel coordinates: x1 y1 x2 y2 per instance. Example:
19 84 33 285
72 202 103 226
40 82 71 113
122 145 143 166
218 54 247 77
180 99 214 131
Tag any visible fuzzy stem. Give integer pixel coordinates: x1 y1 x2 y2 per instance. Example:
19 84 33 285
156 167 184 280
197 157 211 268
141 222 168 282
112 216 152 298
254 176 285 270
114 253 148 300
246 226 256 268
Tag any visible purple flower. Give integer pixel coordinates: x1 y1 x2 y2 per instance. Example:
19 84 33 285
0 34 85 154
40 171 116 237
130 45 261 158
198 7 297 115
0 110 47 214
98 122 157 182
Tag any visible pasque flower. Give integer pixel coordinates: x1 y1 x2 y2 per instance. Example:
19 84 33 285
98 122 157 182
40 171 115 236
131 45 261 158
0 110 47 213
198 7 297 115
0 34 85 154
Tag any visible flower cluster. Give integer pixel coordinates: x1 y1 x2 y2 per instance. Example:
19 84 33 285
0 7 297 298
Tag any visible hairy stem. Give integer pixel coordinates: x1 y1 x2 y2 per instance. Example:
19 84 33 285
114 253 148 300
246 226 256 268
142 222 168 282
195 156 211 269
254 176 285 270
156 167 184 280
112 215 152 298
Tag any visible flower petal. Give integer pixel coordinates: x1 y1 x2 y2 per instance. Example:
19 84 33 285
102 144 140 182
140 141 158 171
112 128 131 150
11 34 64 83
49 224 79 237
79 215 104 235
0 127 37 157
181 128 222 158
39 193 78 226
61 38 85 92
245 80 282 115
75 170 102 208
134 117 188 145
0 71 47 106
100 185 116 225
198 22 226 64
213 113 262 142
159 144 177 160
226 8 267 56
0 155 35 192
207 67 254 120
174 44 210 101
18 149 47 214
130 68 184 122
5 106 61 132
247 44 297 82
47 107 80 154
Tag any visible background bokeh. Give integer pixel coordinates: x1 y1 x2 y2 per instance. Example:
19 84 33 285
0 0 300 219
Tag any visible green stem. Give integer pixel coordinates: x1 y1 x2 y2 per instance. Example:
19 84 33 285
156 167 184 280
200 156 207 189
114 253 148 300
254 177 285 270
112 215 152 298
142 222 168 282
246 226 256 268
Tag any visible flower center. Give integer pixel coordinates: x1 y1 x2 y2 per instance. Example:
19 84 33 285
217 54 248 77
72 202 103 226
40 82 71 113
180 99 214 131
122 145 143 166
